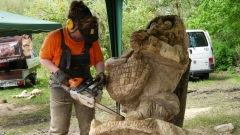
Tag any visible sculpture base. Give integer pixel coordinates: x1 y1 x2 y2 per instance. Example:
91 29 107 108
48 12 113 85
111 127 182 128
89 118 202 135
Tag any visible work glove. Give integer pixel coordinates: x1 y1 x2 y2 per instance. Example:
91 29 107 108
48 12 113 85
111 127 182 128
53 69 69 86
95 72 107 86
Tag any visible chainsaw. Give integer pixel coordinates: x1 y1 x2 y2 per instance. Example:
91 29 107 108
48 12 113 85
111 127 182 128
61 77 124 119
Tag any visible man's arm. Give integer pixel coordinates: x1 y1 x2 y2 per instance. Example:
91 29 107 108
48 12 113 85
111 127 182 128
94 61 105 74
39 57 59 73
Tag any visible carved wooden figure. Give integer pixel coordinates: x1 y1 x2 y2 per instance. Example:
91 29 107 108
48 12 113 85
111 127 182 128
106 15 189 121
90 15 201 135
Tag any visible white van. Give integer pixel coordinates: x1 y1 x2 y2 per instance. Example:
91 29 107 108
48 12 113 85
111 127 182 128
186 30 215 80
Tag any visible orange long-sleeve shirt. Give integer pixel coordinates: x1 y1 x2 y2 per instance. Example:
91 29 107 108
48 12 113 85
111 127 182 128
39 27 104 67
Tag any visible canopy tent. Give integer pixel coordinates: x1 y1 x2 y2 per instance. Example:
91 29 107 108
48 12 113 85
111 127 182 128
0 10 62 37
105 0 123 114
105 0 123 57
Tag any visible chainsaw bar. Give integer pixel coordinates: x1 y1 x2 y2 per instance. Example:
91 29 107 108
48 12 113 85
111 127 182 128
95 101 124 119
61 83 124 119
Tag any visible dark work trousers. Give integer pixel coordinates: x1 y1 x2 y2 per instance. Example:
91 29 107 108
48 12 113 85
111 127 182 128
49 74 95 135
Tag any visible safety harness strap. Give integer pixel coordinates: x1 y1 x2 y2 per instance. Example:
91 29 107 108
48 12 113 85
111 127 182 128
60 28 71 69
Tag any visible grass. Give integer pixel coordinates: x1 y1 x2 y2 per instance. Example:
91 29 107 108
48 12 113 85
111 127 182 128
0 69 240 134
0 78 50 107
184 113 240 135
0 67 51 134
184 72 240 135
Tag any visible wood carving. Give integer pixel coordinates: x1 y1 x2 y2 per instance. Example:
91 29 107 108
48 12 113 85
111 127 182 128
0 37 20 58
90 15 198 135
0 43 15 57
90 118 202 135
106 15 189 121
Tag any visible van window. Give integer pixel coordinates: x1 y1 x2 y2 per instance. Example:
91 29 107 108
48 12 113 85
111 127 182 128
187 32 208 47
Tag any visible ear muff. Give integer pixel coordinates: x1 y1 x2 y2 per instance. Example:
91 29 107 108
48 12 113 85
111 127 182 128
66 19 74 30
67 8 92 31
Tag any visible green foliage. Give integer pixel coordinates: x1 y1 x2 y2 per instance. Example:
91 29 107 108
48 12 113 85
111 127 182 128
236 45 240 67
24 0 69 54
212 39 237 71
121 0 156 53
31 33 48 53
0 0 31 14
187 0 240 70
0 0 196 60
24 0 69 24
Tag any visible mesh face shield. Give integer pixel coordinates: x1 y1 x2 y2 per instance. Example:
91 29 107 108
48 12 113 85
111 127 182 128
79 22 98 43
71 8 99 43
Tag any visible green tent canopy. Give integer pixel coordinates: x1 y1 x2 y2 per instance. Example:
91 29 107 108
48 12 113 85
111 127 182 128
105 0 123 113
0 10 62 37
105 0 123 57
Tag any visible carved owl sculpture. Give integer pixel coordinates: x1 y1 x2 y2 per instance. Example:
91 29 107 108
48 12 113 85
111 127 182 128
105 15 189 121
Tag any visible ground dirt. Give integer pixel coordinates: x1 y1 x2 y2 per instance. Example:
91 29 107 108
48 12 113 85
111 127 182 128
0 103 39 117
0 72 239 135
0 102 211 124
0 102 208 135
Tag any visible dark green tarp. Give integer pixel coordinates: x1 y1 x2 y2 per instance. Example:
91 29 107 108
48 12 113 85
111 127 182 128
105 0 123 57
105 0 123 113
0 10 62 37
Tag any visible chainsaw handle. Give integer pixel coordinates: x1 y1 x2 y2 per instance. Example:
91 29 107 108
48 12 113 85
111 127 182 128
90 81 103 91
78 78 100 92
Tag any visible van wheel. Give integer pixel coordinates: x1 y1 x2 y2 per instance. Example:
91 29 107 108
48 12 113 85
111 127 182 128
199 73 209 80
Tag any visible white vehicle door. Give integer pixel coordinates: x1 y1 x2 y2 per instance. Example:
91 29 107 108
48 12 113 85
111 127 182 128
187 31 213 71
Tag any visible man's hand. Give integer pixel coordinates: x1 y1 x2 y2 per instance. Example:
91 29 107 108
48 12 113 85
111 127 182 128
95 72 107 86
53 69 69 85
94 90 103 102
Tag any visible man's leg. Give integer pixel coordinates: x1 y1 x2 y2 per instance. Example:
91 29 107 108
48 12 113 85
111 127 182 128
49 79 73 135
74 102 95 135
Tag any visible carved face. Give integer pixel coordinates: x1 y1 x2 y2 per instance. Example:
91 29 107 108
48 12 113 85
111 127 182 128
21 35 32 57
